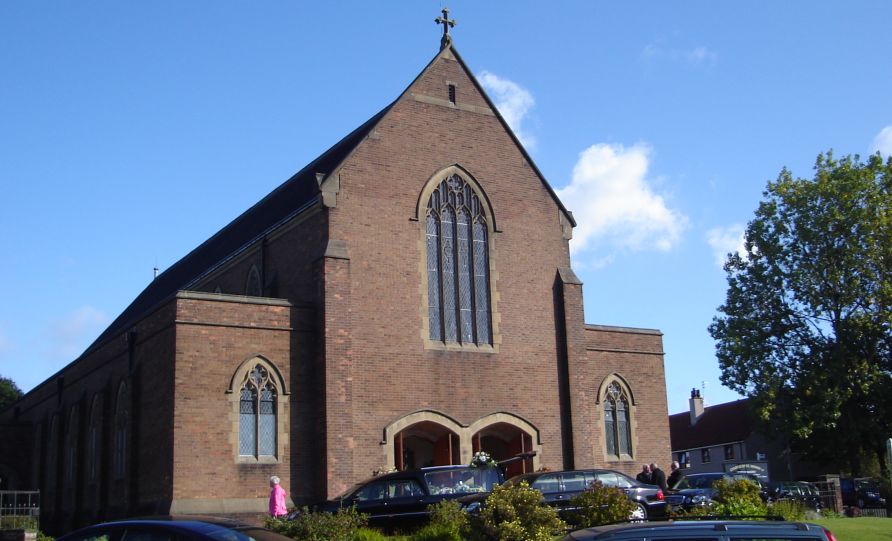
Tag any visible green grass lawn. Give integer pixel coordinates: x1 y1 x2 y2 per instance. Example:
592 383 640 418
812 517 892 541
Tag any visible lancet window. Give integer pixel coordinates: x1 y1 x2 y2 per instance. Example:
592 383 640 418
604 382 633 458
239 364 278 458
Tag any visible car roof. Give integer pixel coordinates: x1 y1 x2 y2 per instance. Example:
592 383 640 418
340 464 498 492
509 468 633 479
565 520 830 540
58 518 287 541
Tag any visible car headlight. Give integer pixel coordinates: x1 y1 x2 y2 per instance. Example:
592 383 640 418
691 495 709 504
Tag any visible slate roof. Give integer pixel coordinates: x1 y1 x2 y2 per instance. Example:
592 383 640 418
85 102 393 354
59 42 574 380
669 399 754 451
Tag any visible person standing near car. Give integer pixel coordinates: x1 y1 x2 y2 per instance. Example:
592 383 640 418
269 475 288 518
666 461 682 490
636 464 652 484
650 463 668 492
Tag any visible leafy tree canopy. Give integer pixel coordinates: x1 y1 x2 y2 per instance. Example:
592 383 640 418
709 151 892 475
0 375 23 412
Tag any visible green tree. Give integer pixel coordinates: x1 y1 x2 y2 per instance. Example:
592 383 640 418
709 151 892 476
0 375 23 412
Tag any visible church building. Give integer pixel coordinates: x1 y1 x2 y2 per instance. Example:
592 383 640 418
0 15 670 533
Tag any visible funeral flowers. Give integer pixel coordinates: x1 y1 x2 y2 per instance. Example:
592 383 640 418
470 451 497 468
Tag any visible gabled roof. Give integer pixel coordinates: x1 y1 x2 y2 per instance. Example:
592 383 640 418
83 103 393 356
669 399 754 451
65 42 573 376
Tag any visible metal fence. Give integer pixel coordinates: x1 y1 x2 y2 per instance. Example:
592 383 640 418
0 491 40 531
812 480 840 513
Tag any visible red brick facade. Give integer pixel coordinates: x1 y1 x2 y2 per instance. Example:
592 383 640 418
0 45 670 534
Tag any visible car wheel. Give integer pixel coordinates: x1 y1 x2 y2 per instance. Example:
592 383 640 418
629 503 647 521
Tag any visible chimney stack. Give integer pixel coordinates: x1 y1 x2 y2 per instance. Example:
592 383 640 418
689 388 704 425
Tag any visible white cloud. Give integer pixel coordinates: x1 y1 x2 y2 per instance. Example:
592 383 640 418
706 224 746 267
477 71 536 150
41 306 109 362
870 125 892 156
640 42 718 66
557 143 688 259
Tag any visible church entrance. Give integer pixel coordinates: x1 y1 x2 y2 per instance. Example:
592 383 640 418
472 422 534 478
394 421 460 470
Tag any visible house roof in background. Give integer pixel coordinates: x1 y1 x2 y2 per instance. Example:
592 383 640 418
669 399 753 451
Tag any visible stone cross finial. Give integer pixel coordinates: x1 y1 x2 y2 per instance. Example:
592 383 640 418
435 7 457 49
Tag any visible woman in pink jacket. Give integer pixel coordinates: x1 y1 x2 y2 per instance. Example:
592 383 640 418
268 475 287 518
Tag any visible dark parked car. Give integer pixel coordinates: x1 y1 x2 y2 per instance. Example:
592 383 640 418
666 472 769 512
770 481 823 510
57 518 294 541
489 469 667 520
308 463 505 530
840 477 887 509
562 520 838 541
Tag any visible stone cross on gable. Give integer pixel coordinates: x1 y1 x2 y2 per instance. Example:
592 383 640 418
435 7 456 49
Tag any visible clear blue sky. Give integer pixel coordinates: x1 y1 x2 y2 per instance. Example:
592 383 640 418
2 1 890 415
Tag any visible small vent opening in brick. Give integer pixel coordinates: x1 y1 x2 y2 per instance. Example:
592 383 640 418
448 84 456 104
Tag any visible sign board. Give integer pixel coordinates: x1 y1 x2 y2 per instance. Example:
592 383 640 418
725 461 769 481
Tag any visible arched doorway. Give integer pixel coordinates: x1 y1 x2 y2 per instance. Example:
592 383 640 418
471 422 534 478
394 421 460 470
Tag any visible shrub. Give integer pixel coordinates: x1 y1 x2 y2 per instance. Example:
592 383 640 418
265 506 368 541
710 478 767 518
352 527 388 541
471 481 566 541
427 499 469 535
672 504 713 518
768 500 807 521
409 522 463 541
820 508 843 519
566 481 636 527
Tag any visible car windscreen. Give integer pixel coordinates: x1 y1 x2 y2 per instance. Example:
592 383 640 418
676 475 722 489
424 467 501 494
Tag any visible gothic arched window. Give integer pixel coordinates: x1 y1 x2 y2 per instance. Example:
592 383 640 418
239 365 278 458
604 382 633 458
426 174 492 345
245 265 262 297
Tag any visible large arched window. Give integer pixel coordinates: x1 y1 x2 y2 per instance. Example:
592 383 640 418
604 382 632 458
239 365 278 458
426 173 492 345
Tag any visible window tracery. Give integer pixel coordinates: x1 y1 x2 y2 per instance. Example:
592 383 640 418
239 364 277 458
604 382 633 458
426 174 491 345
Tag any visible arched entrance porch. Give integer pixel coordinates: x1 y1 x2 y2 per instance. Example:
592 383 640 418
471 422 535 478
394 420 461 469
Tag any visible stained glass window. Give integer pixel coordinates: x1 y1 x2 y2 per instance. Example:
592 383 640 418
604 382 633 458
239 365 277 459
426 174 492 345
